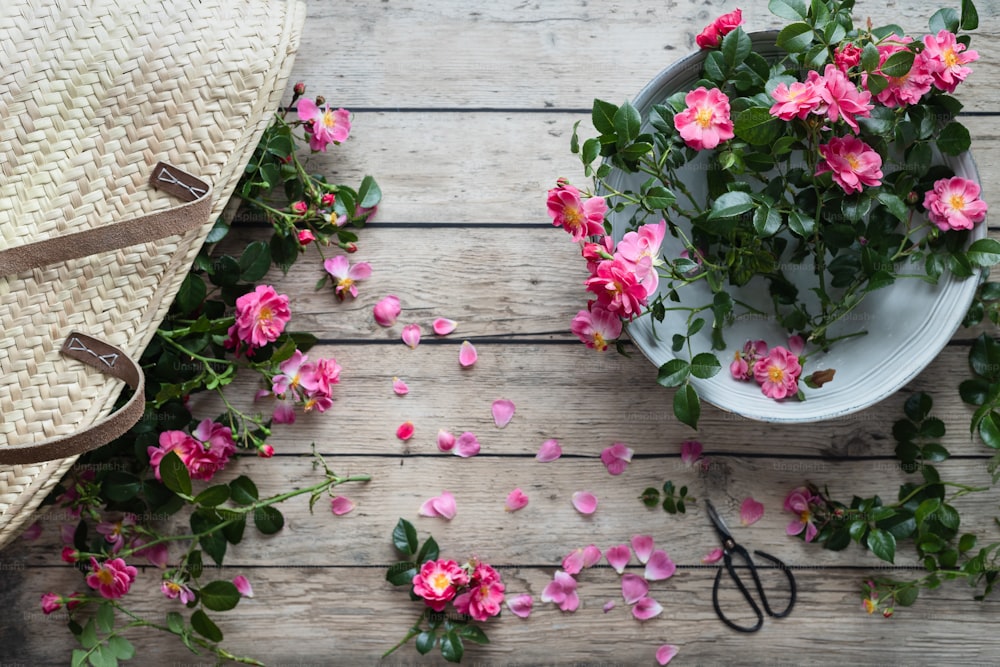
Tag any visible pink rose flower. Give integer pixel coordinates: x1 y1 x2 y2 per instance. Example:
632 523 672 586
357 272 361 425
585 256 649 319
753 345 802 400
297 229 316 245
228 285 291 350
161 580 195 604
453 563 505 622
922 30 979 93
547 182 607 242
695 8 743 49
412 559 469 611
615 219 666 296
868 36 933 108
570 307 622 351
95 514 136 554
923 176 988 231
297 98 351 151
816 136 883 194
86 557 137 599
815 64 872 134
674 87 734 151
834 43 862 71
769 75 824 121
324 255 372 300
784 486 820 542
40 593 62 614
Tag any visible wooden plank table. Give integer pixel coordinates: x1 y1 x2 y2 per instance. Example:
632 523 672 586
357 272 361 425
3 0 1000 664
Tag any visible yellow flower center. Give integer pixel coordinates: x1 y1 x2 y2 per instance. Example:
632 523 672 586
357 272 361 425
258 306 274 323
695 106 714 129
943 47 959 68
845 153 860 170
768 365 785 384
948 193 966 212
97 569 115 585
480 584 491 598
863 597 877 614
337 277 355 291
563 206 583 230
165 581 181 594
593 332 607 351
799 509 812 524
431 572 451 592
320 108 338 128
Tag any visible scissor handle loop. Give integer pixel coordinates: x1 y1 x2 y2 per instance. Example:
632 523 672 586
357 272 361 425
711 545 797 632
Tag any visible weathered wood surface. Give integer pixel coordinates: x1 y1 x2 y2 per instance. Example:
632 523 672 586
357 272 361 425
3 0 1000 665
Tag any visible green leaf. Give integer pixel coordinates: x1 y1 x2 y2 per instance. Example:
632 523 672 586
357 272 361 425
204 217 230 244
920 533 946 553
673 384 701 430
191 609 223 642
592 99 618 135
254 505 284 535
416 631 436 655
937 121 971 156
881 50 914 79
929 7 960 34
209 255 241 287
91 644 118 667
959 533 978 553
385 561 417 586
657 358 690 388
194 485 231 508
614 100 641 146
776 22 814 52
416 535 440 564
106 636 134 661
96 601 115 633
229 476 259 505
392 518 419 556
961 0 979 30
960 378 990 406
753 205 782 237
238 241 271 282
219 510 246 545
459 624 490 644
967 239 1000 268
703 51 727 83
937 503 960 530
895 586 919 607
787 210 815 237
166 611 185 635
722 28 752 68
101 472 142 503
72 650 88 667
866 528 896 563
915 498 941 525
640 487 660 508
357 175 382 208
644 186 676 210
176 273 207 316
581 137 600 166
79 620 99 649
904 392 933 422
733 106 783 146
876 192 908 222
440 632 464 663
200 580 241 612
921 443 951 462
690 353 722 379
769 0 808 20
709 191 754 219
159 450 192 498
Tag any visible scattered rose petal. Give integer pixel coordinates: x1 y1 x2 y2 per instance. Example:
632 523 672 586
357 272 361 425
603 600 616 613
506 594 533 618
396 421 415 441
740 497 765 526
330 496 356 516
680 440 703 466
433 318 457 336
418 490 457 520
392 377 409 396
600 442 634 475
621 573 650 605
656 644 680 665
540 570 580 612
436 430 456 452
491 399 516 428
459 340 478 367
701 548 724 564
401 324 421 349
373 295 401 327
536 439 562 462
788 334 805 356
562 545 602 574
571 491 598 515
233 575 254 598
505 488 529 512
644 549 677 581
60 524 76 545
632 535 655 564
633 597 664 621
20 522 42 541
605 544 631 574
454 431 481 458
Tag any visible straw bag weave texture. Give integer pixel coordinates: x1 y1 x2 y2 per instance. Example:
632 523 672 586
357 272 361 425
0 0 306 548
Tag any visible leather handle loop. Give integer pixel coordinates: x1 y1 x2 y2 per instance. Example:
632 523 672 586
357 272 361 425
0 333 145 465
0 162 213 276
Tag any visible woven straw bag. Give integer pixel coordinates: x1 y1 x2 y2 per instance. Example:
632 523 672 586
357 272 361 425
0 0 307 548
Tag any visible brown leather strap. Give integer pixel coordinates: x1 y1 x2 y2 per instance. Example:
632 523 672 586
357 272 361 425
0 162 212 275
0 333 145 464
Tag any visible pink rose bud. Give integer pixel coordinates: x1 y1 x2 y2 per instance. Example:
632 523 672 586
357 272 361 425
345 242 358 253
314 95 325 106
321 192 336 207
297 229 316 245
291 200 308 215
293 81 306 96
258 444 275 458
61 547 78 563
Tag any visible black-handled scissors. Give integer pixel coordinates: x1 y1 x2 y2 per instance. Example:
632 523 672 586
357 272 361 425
705 499 796 632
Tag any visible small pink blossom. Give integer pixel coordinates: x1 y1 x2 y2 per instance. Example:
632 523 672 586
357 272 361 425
547 182 607 242
161 580 195 605
233 575 254 598
600 442 634 475
785 486 820 542
585 256 649 319
297 98 351 151
571 491 598 515
702 548 724 564
320 192 336 207
401 324 422 349
536 439 562 462
505 488 529 512
412 558 468 611
419 491 457 520
571 307 623 351
631 535 655 564
769 77 824 121
656 644 680 665
674 87 734 151
616 220 666 296
754 345 803 400
330 496 356 516
86 557 137 600
437 430 456 452
396 421 415 441
432 318 457 335
147 420 236 482
695 8 743 49
834 43 862 71
633 597 664 620
816 64 873 134
680 440 703 466
816 135 883 195
621 573 650 605
291 200 308 215
258 444 275 458
453 563 505 622
373 295 401 327
96 514 135 554
459 341 478 367
644 550 677 581
922 30 979 93
226 285 291 351
923 176 988 231
324 256 371 300
491 399 516 428
507 594 534 618
455 431 481 458
61 547 79 563
605 544 631 574
740 497 765 526
40 593 62 614
869 36 934 107
541 570 580 612
562 545 602 574
392 377 410 396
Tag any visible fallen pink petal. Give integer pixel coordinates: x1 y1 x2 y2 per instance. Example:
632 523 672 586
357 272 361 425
396 421 415 441
330 496 356 516
562 545 602 574
392 377 409 396
458 340 478 367
506 594 533 618
656 644 680 665
602 600 616 613
605 544 631 574
632 596 664 621
418 491 457 520
536 439 562 462
621 573 650 605
571 491 598 515
680 439 703 466
701 547 724 564
540 570 580 612
600 442 634 475
491 399 516 428
505 488 529 512
401 324 421 349
436 429 456 452
433 318 458 335
373 295 401 327
740 497 765 526
454 431 481 458
644 549 677 581
233 575 254 598
20 522 42 541
632 535 655 564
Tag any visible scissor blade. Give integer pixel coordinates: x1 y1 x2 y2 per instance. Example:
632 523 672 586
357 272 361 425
705 499 734 544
